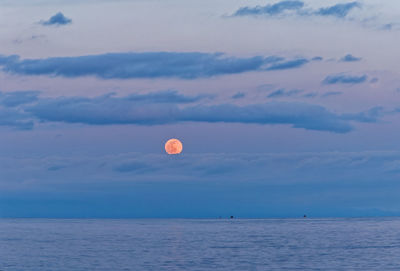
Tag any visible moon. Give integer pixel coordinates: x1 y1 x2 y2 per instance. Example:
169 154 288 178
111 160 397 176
165 138 183 155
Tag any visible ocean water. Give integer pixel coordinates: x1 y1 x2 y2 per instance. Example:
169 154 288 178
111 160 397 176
1 218 400 270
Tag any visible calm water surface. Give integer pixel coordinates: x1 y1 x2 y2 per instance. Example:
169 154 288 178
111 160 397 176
1 218 400 270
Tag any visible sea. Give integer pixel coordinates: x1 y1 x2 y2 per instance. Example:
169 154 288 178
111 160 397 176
1 218 400 270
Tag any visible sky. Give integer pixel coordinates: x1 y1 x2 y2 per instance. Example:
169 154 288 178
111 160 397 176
1 0 400 218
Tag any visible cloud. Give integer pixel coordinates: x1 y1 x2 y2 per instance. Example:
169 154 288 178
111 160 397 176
312 56 323 61
0 107 33 130
125 90 214 103
232 92 245 99
0 52 313 80
0 91 38 129
4 151 400 186
266 58 309 71
23 92 354 133
267 88 303 98
303 92 318 98
315 2 361 18
340 54 362 62
321 91 342 98
180 103 354 133
40 12 72 26
232 1 361 19
234 1 304 16
0 91 39 107
370 77 379 83
3 151 400 217
322 73 368 85
13 35 46 45
342 107 384 123
0 90 386 133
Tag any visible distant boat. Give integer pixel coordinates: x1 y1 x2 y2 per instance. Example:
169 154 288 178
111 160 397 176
230 216 234 219
303 214 307 218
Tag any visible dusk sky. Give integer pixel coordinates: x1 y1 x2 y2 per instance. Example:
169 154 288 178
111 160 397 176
1 0 400 218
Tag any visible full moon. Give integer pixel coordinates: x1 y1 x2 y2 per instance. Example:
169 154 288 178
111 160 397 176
165 138 183 155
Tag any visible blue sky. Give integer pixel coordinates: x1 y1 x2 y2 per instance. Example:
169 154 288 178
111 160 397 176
1 0 400 218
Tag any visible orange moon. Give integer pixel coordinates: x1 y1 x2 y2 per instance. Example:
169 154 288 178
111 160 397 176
165 138 183 155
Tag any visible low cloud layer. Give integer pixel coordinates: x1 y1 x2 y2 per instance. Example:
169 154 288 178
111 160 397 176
2 151 400 217
0 52 312 80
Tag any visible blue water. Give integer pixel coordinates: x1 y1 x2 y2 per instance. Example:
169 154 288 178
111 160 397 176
1 218 400 270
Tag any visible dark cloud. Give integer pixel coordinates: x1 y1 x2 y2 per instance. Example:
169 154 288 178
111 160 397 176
267 89 303 98
234 1 304 16
0 52 315 80
322 74 368 85
340 54 362 62
40 12 72 26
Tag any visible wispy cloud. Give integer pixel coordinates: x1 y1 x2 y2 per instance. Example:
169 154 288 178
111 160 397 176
322 73 368 85
266 58 309 71
315 2 361 18
234 1 304 16
233 1 361 19
267 89 303 98
124 90 214 104
321 91 342 98
342 107 384 123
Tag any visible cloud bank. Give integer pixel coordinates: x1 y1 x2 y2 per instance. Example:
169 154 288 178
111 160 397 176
2 151 400 217
0 52 312 80
0 90 386 133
